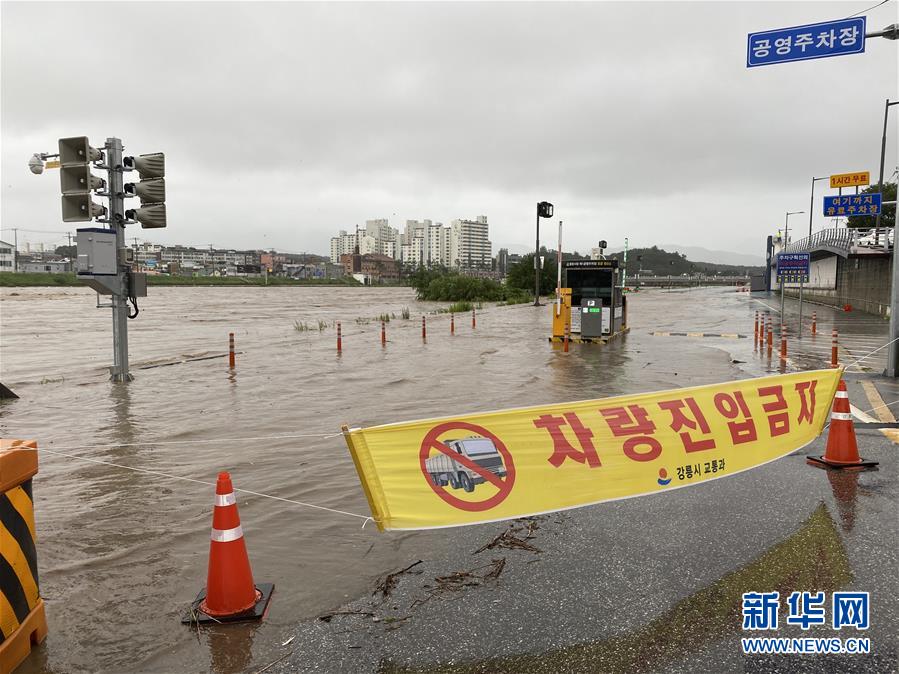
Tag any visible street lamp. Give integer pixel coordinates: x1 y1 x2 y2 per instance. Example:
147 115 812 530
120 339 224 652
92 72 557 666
878 98 899 376
534 201 553 306
780 210 804 322
808 176 828 238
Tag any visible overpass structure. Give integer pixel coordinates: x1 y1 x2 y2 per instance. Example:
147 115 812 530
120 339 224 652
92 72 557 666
770 227 892 317
632 275 749 288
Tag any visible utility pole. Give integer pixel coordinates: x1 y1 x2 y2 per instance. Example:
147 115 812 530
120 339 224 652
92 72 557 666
780 211 804 323
103 137 132 382
32 135 165 382
879 99 899 376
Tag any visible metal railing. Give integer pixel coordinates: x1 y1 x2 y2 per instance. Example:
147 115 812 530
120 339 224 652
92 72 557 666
783 227 894 254
782 228 854 254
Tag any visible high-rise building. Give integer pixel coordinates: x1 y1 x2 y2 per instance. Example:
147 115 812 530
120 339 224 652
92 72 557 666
450 216 492 269
331 215 490 270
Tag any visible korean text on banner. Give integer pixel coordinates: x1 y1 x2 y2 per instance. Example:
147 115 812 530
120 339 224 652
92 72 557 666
343 369 842 531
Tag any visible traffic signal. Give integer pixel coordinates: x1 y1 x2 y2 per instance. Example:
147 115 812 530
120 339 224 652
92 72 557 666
125 203 166 229
58 136 106 222
124 153 166 228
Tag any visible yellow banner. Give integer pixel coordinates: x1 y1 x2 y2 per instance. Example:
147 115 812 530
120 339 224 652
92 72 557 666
830 171 869 189
344 369 842 531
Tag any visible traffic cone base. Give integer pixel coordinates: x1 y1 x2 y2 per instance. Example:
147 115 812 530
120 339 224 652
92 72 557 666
182 472 275 625
184 583 275 625
808 380 879 472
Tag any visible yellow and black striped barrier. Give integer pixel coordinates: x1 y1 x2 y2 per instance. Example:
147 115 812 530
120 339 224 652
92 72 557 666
651 332 747 339
0 439 47 674
548 327 631 345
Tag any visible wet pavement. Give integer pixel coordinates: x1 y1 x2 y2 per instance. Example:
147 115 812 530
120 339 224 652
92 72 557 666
268 426 897 674
0 285 896 673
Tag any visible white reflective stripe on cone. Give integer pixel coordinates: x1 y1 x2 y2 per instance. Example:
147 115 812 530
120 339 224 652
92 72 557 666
211 525 243 542
835 391 849 399
831 412 853 421
215 492 237 507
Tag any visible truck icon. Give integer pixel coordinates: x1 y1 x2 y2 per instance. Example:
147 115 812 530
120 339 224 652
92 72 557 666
425 436 507 493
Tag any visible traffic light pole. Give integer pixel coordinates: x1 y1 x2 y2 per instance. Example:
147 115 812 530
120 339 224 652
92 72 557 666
105 137 132 382
534 204 541 306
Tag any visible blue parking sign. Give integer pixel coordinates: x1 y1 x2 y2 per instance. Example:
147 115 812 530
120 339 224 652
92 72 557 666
824 193 882 217
747 17 866 67
777 253 810 283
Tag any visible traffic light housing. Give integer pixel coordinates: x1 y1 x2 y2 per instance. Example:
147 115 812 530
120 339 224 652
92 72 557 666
124 178 165 203
61 164 105 194
125 203 166 229
58 136 101 165
124 153 165 228
63 194 106 221
124 153 164 178
58 136 106 222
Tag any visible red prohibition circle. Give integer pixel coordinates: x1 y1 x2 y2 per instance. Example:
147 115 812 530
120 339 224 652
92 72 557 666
419 421 516 512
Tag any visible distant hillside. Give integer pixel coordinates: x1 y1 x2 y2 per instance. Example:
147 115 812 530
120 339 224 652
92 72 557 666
658 244 765 267
607 246 763 276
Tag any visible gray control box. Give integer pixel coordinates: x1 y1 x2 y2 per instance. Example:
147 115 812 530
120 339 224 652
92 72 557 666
76 228 117 276
580 299 604 338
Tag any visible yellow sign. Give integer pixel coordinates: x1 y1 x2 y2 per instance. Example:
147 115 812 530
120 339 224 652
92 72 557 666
44 160 60 169
344 369 842 531
830 171 869 189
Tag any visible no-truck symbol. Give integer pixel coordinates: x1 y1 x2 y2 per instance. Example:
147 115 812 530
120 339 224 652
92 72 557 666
419 421 516 512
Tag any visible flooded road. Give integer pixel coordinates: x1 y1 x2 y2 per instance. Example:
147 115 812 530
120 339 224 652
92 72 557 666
0 285 887 673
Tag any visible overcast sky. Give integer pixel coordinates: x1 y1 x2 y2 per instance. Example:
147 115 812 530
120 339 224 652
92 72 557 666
2 1 897 259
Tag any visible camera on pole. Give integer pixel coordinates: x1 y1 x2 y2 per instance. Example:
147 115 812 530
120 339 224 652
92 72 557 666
124 153 166 228
58 136 107 222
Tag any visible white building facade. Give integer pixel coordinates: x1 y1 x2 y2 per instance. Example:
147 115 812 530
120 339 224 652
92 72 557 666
330 215 491 270
0 240 15 272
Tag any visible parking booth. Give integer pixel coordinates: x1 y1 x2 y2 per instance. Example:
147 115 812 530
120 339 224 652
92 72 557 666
563 259 624 337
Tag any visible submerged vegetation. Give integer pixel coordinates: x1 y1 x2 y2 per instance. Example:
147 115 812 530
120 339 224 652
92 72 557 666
409 267 532 304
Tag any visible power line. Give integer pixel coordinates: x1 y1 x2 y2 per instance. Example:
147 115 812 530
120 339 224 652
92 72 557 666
0 227 71 235
845 0 893 19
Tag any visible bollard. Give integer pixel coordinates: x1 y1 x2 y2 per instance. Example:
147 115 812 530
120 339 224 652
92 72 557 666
472 308 476 330
422 315 427 341
563 324 570 353
811 312 817 335
831 329 838 368
450 313 455 335
0 440 48 672
381 320 386 346
766 315 773 357
228 332 235 369
780 327 787 362
754 311 759 348
337 322 342 353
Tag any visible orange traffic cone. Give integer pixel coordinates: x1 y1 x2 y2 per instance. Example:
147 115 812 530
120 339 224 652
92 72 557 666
183 472 274 624
807 380 878 470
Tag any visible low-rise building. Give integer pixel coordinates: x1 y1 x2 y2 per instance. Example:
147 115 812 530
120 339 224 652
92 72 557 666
0 240 15 272
340 252 400 283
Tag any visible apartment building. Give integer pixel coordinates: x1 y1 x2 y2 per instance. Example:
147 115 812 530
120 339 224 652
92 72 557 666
450 216 492 269
331 215 491 270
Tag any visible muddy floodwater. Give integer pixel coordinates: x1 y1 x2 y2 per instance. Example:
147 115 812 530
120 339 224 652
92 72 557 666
0 285 880 673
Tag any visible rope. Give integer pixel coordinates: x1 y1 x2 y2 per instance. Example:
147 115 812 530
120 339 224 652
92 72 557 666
843 336 899 368
36 446 375 524
35 432 343 453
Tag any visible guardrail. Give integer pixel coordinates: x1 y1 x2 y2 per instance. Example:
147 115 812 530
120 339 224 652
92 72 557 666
632 276 749 287
783 227 893 255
